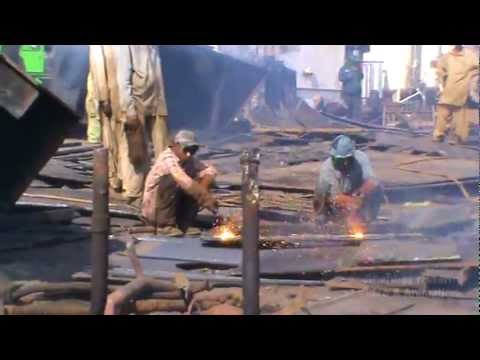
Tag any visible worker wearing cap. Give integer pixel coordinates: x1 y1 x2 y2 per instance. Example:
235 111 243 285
314 135 384 232
142 130 219 234
434 45 479 144
339 54 364 120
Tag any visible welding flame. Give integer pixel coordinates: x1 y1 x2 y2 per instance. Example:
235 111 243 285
212 218 241 242
353 232 365 240
216 227 238 242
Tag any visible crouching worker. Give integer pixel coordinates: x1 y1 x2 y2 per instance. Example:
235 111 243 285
142 130 219 234
313 135 384 234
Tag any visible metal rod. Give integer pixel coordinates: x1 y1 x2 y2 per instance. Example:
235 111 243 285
90 148 110 315
241 148 260 315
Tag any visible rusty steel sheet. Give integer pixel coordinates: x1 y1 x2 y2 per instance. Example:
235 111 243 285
354 240 461 266
0 55 79 207
244 247 359 276
0 225 89 252
131 236 242 267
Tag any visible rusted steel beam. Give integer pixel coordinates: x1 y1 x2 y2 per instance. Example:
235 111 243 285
5 301 90 315
241 148 261 315
126 299 186 314
260 233 425 242
335 260 478 274
90 149 110 315
11 282 92 303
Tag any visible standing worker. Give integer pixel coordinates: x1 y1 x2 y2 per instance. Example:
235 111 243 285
85 71 102 144
339 54 364 120
314 135 384 234
116 45 170 208
433 45 479 145
89 45 122 193
142 130 218 235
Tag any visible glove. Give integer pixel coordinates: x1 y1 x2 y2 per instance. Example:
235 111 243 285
186 181 218 214
99 101 113 118
334 194 362 212
203 194 219 214
199 174 216 191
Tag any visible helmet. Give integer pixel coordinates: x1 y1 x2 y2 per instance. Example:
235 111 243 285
330 135 356 173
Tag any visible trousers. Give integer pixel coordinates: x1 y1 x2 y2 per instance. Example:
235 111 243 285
118 114 169 199
434 104 470 142
101 113 121 191
342 94 362 120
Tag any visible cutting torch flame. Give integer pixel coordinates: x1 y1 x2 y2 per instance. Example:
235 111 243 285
217 227 238 242
212 218 241 242
353 232 365 240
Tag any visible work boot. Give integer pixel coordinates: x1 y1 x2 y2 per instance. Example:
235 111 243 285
109 188 126 202
156 226 184 237
448 135 463 145
126 197 143 210
432 135 445 143
183 227 202 236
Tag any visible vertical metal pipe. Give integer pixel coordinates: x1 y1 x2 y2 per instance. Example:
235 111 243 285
90 148 110 315
241 148 260 315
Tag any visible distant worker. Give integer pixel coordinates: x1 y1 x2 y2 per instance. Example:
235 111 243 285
314 135 384 234
85 71 102 144
116 45 170 207
142 130 218 235
339 54 364 120
433 45 479 144
89 45 121 193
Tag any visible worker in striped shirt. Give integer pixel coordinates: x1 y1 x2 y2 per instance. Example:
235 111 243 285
142 130 219 234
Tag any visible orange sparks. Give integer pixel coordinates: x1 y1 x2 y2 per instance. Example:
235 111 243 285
216 227 238 242
212 218 241 242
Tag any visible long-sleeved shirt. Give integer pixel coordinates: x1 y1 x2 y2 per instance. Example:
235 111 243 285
437 48 479 107
142 147 217 221
339 63 364 96
116 45 168 118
